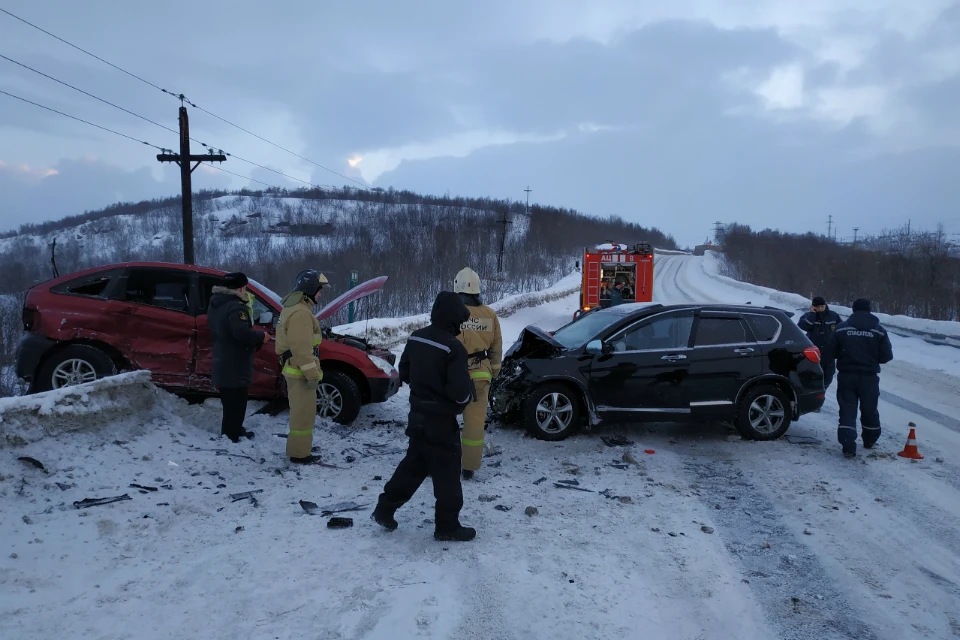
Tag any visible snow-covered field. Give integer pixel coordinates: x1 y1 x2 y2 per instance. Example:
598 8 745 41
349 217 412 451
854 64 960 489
3 257 960 639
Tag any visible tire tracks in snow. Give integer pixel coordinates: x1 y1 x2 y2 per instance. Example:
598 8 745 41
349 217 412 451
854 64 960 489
682 452 882 640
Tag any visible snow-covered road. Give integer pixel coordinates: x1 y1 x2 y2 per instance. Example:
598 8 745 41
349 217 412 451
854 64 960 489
2 257 959 640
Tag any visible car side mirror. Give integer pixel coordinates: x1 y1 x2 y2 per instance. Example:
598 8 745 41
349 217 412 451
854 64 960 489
585 340 604 355
257 311 274 326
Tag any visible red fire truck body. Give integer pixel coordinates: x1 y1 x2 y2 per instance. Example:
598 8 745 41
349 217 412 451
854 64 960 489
578 242 654 315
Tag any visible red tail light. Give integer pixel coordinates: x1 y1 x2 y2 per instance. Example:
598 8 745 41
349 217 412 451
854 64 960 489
803 346 821 364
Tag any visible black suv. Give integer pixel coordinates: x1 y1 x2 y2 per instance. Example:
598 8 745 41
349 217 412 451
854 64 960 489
490 303 825 441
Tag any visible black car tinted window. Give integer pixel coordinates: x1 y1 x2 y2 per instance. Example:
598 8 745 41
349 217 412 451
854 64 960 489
695 317 750 346
744 314 781 342
120 268 192 313
611 313 694 352
550 311 625 348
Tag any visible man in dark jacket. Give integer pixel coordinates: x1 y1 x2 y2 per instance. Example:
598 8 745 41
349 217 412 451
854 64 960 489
208 272 268 443
372 291 476 542
798 296 842 387
828 298 893 458
609 282 625 307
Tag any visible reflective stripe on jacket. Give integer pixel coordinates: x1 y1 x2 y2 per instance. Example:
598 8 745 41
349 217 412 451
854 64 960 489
276 291 323 380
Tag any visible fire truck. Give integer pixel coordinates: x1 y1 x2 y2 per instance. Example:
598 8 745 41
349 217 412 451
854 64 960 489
575 242 654 319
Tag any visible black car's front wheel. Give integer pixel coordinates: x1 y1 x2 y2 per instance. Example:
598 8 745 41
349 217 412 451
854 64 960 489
523 383 582 441
735 385 792 440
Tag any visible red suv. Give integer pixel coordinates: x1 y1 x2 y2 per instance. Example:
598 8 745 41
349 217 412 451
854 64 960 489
15 262 400 424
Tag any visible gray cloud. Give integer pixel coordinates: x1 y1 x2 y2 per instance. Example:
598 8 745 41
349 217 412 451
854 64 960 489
0 0 957 246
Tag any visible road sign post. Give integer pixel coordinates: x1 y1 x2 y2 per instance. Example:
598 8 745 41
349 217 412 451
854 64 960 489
348 270 359 323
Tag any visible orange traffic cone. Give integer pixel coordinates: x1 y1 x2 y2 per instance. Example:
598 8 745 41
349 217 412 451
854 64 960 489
897 428 923 460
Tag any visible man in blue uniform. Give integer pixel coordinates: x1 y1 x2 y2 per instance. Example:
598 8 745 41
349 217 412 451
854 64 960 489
798 296 841 388
829 298 894 458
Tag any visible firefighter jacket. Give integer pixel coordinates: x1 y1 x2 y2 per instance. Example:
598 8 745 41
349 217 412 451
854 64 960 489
208 286 265 388
829 311 893 375
399 292 473 418
275 291 323 381
456 293 503 380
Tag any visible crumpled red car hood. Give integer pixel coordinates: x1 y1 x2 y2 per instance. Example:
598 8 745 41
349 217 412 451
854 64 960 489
316 276 389 321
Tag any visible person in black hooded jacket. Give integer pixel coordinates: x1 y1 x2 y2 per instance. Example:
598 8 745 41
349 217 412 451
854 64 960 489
207 272 268 443
372 291 476 542
798 296 841 387
828 298 893 458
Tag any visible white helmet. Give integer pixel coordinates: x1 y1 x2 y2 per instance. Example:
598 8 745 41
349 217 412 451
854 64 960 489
454 267 481 295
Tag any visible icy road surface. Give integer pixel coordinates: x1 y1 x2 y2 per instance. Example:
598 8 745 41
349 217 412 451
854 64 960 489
2 257 960 640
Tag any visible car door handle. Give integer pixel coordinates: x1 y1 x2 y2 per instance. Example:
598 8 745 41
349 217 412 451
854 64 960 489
734 347 755 355
661 354 687 361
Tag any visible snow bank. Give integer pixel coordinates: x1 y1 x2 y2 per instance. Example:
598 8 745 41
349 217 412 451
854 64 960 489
334 272 582 348
702 252 960 346
0 371 156 447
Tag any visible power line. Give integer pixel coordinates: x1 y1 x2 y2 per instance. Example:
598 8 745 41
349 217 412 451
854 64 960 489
0 7 170 95
191 104 368 188
204 163 279 189
0 54 336 191
1 7 370 189
0 88 166 150
0 52 179 136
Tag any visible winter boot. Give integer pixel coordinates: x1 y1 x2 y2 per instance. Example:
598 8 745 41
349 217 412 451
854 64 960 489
242 429 255 440
434 526 477 542
461 469 474 480
371 507 398 531
290 454 324 465
843 450 857 459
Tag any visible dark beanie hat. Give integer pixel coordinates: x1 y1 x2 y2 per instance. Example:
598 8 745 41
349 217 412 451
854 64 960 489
812 296 826 307
222 272 248 289
852 298 871 312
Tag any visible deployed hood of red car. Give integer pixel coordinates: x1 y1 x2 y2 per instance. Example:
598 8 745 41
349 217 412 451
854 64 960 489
316 276 389 321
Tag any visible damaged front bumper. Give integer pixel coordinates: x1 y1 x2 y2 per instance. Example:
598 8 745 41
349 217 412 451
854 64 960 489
489 360 529 417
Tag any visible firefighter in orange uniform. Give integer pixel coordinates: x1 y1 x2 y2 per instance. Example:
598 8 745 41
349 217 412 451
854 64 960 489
276 269 328 464
454 267 503 479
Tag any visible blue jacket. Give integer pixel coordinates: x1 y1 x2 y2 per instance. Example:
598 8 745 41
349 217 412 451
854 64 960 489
797 308 842 358
829 311 893 374
609 288 624 307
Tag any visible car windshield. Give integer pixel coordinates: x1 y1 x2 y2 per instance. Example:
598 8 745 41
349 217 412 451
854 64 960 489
248 278 283 306
551 311 625 348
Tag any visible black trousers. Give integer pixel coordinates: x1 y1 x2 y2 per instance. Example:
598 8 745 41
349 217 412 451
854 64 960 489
219 387 249 441
836 372 880 453
377 412 464 532
822 359 836 388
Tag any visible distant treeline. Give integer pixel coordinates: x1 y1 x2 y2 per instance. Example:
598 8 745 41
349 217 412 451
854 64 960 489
720 223 960 321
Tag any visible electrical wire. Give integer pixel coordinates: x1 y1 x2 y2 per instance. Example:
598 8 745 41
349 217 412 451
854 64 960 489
0 54 339 190
1 6 370 188
0 88 167 150
0 52 179 136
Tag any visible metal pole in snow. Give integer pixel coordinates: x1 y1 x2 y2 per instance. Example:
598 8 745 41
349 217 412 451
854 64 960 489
348 270 358 323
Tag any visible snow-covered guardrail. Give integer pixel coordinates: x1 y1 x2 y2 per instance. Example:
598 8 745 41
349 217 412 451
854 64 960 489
0 370 157 447
334 273 583 349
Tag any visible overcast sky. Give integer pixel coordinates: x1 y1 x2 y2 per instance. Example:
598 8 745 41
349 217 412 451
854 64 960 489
1 0 958 247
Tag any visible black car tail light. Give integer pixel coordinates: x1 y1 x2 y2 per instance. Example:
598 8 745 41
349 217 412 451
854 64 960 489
803 346 821 363
22 307 38 332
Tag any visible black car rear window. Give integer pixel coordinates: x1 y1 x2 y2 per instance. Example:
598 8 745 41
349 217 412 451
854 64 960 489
695 317 750 346
743 314 781 342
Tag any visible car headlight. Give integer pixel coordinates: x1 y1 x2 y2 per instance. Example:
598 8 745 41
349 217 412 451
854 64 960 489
367 354 396 376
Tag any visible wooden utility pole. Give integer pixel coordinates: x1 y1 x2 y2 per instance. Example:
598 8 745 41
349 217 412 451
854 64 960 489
157 102 226 264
